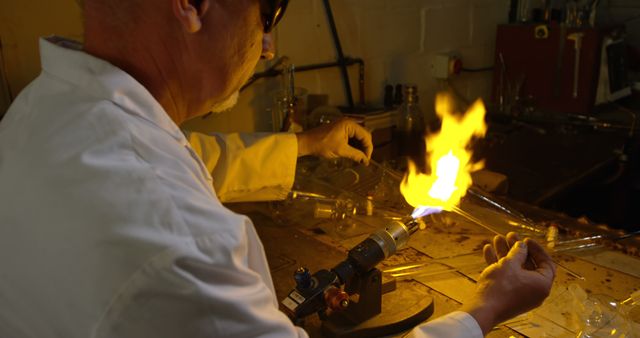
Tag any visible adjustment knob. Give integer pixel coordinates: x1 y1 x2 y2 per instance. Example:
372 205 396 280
324 286 349 312
294 267 312 289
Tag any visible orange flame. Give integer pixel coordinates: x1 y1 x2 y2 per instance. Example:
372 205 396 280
400 93 487 213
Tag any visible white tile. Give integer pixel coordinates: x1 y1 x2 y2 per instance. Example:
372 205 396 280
359 5 423 59
276 0 337 64
364 57 390 106
213 0 518 131
470 0 509 46
422 2 473 53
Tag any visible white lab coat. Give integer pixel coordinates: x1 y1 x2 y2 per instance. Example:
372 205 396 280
0 37 482 338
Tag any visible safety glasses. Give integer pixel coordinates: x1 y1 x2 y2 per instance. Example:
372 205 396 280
262 0 289 33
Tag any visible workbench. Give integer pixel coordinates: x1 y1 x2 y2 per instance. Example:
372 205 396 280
229 99 640 336
229 199 640 338
476 100 640 232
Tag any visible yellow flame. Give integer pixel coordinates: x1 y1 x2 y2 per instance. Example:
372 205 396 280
400 93 487 211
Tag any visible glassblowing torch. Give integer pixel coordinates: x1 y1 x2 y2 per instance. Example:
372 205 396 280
281 218 422 321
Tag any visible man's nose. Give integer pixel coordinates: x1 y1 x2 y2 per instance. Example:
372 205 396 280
261 33 275 60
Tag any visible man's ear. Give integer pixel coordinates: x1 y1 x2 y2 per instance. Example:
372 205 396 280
171 0 210 33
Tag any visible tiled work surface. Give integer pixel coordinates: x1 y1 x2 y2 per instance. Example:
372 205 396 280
232 203 640 338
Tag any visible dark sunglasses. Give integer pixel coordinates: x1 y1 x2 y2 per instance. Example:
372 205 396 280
262 0 289 33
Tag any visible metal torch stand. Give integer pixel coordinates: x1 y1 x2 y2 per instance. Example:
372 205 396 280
321 269 434 338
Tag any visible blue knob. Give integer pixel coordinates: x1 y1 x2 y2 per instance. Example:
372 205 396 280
294 267 312 289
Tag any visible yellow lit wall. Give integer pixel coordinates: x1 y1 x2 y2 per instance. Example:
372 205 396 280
0 0 83 99
183 0 511 134
2 1 639 133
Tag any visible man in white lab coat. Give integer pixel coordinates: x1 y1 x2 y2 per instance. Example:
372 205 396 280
0 0 555 337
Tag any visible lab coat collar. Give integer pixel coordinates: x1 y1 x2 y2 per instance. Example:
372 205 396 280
39 36 186 143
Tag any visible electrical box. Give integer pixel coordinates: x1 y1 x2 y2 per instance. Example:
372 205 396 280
431 52 462 79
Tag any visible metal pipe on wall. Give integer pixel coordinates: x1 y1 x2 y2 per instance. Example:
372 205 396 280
322 0 355 108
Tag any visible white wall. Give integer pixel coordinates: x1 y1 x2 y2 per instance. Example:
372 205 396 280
183 0 511 133
0 0 83 98
0 0 83 117
2 1 637 130
0 48 11 117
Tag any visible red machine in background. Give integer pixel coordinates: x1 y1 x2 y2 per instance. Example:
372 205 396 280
492 23 630 115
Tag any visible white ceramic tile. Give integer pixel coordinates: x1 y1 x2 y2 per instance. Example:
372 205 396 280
470 0 509 46
216 0 516 131
422 2 473 53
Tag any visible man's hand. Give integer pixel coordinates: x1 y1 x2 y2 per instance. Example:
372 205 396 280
461 232 556 335
296 118 373 165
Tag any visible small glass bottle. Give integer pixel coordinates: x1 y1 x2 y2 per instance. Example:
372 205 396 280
395 84 426 171
273 63 303 132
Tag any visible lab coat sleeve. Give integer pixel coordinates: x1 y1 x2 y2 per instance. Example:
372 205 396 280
185 131 298 203
407 311 484 338
93 231 309 338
